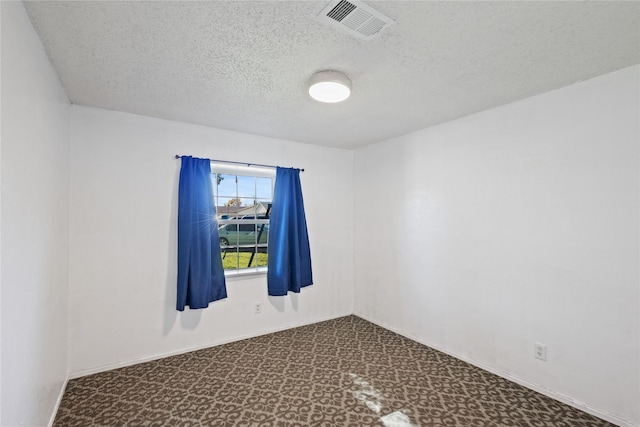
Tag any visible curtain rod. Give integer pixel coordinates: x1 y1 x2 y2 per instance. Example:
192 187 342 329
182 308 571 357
175 155 304 172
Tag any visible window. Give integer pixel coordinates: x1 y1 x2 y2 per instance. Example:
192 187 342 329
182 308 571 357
211 163 275 276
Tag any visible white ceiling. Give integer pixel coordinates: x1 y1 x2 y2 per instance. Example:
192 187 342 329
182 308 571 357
24 1 640 150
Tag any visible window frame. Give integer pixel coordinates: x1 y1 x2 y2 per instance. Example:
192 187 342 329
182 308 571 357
211 162 275 278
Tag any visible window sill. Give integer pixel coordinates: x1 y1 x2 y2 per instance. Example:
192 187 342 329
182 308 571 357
224 267 267 279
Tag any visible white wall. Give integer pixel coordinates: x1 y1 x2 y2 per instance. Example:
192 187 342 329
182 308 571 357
0 2 3 423
1 2 70 426
68 106 354 375
354 65 639 426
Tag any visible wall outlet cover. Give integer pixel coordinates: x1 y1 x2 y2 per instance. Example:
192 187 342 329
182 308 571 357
534 342 547 361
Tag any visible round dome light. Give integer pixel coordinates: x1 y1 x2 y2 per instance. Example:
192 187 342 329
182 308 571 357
308 70 351 103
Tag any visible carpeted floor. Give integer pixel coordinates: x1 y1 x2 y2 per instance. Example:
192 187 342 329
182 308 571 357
54 315 614 426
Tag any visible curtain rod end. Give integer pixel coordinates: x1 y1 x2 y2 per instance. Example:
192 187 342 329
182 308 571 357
175 155 181 159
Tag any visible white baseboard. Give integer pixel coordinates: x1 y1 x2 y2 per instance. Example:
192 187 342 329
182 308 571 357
48 376 68 427
69 312 351 379
354 312 636 427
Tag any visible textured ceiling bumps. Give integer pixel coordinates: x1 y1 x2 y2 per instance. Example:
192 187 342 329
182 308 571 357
24 1 640 149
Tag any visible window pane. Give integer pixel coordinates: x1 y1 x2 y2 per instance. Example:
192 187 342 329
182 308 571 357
256 224 268 244
237 175 256 199
221 247 240 270
256 177 272 200
216 174 236 198
214 169 273 274
228 226 240 246
248 249 268 268
247 251 257 268
238 224 255 232
236 200 257 217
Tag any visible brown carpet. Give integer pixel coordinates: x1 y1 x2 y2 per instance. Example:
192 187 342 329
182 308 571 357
54 315 613 426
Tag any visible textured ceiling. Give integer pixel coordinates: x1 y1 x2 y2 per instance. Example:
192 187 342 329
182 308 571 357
24 1 640 149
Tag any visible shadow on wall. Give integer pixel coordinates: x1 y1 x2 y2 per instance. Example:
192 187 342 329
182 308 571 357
268 293 299 312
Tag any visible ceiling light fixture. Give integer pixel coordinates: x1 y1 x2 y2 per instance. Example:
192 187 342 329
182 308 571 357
308 70 352 103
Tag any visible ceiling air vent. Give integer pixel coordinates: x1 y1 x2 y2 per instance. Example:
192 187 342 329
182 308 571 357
317 0 394 40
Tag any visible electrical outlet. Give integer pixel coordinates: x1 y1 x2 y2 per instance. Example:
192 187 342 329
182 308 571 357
534 342 547 361
255 303 261 314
